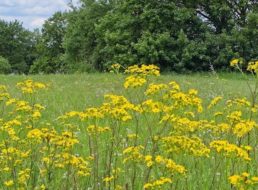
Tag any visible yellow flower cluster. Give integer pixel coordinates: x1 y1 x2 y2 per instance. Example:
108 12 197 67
111 63 121 70
16 79 47 94
125 64 160 76
210 140 250 161
124 75 147 89
208 96 222 109
145 83 168 95
229 172 258 190
247 60 258 73
162 135 210 157
144 177 172 189
124 64 160 88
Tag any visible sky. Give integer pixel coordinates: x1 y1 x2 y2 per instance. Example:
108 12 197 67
0 0 76 30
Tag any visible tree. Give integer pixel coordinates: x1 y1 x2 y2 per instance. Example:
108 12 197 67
94 0 209 71
0 20 37 73
30 12 67 74
63 0 116 71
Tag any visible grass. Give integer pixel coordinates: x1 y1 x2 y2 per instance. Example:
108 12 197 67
0 72 251 119
0 71 257 189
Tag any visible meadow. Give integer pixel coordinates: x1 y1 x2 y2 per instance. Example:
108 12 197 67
0 72 251 120
0 64 257 190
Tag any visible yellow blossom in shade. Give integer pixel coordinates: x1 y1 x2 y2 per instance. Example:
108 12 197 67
247 60 258 73
230 58 242 67
4 180 14 187
111 63 121 70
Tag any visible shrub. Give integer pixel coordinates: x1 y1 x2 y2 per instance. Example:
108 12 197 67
0 56 11 74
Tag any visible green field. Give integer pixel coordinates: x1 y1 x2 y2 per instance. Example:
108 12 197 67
0 71 257 190
0 72 251 119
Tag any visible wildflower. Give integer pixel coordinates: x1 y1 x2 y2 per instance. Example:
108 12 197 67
4 180 14 187
208 96 222 109
145 155 154 167
27 129 43 139
103 176 114 183
144 177 172 189
145 83 168 95
124 75 147 89
210 140 250 161
247 60 258 73
233 121 256 137
230 58 242 67
125 64 160 76
229 173 258 189
162 135 210 157
16 80 47 94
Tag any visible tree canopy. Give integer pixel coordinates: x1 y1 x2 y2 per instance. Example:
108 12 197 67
0 0 257 74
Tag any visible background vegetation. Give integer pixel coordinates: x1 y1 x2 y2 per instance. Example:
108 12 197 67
0 0 257 74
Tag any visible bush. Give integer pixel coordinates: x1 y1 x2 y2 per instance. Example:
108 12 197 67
0 56 11 74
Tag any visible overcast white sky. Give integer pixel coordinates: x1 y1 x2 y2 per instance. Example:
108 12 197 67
0 0 77 30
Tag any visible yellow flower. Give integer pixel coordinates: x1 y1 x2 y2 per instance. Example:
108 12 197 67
208 96 222 109
27 129 43 139
229 175 241 185
103 176 114 183
247 60 258 73
124 75 147 89
230 58 242 67
4 180 14 187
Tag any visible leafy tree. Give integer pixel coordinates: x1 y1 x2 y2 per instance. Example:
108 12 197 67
63 0 117 71
94 0 209 71
0 20 37 73
30 12 67 74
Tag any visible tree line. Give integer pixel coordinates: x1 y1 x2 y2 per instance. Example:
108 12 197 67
0 0 257 74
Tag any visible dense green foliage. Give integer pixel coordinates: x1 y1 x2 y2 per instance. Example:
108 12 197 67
0 56 11 74
30 12 67 74
0 20 38 73
0 0 257 73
